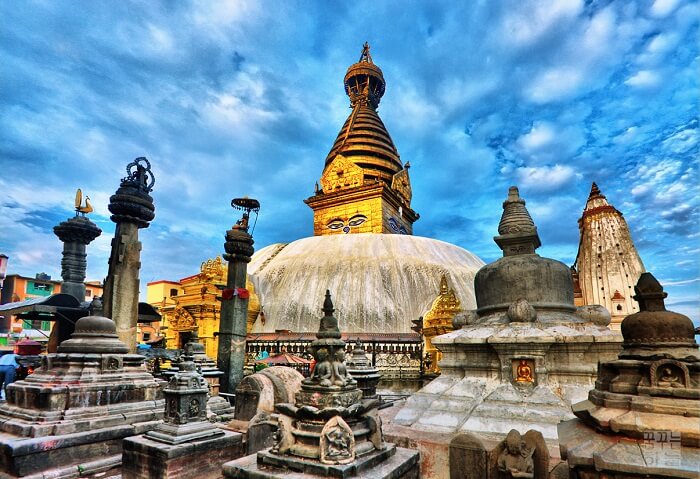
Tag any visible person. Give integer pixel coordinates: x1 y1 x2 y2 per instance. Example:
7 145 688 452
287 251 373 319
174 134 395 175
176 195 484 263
0 351 19 398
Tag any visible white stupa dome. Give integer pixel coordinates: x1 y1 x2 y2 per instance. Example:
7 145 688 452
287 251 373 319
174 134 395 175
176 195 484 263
248 233 484 334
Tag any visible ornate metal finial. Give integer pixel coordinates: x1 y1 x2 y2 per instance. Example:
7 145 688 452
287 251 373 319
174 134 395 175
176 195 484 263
108 157 156 228
344 43 385 110
494 186 541 256
359 42 373 63
122 157 155 192
633 272 668 312
74 189 94 216
231 196 261 234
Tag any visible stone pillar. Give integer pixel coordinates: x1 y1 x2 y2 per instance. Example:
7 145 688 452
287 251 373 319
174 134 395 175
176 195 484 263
51 214 102 351
103 158 155 353
53 215 102 302
217 212 254 394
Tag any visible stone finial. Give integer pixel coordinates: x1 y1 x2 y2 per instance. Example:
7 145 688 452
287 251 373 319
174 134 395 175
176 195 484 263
494 186 541 256
633 272 668 312
318 290 342 340
621 272 698 360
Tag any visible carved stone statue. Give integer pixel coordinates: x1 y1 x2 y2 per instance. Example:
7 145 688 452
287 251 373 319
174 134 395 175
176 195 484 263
304 348 333 387
497 430 535 479
658 366 683 388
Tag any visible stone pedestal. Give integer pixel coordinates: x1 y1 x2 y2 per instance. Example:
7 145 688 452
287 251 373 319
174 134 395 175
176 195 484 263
103 157 156 353
123 431 244 479
124 358 244 479
223 444 419 479
0 315 163 478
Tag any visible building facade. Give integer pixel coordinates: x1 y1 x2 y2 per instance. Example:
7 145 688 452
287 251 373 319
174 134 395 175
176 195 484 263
0 273 103 340
146 257 260 357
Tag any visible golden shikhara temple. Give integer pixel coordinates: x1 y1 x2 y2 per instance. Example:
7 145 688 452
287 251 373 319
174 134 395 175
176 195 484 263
147 257 260 358
572 182 646 330
304 43 418 236
421 275 461 375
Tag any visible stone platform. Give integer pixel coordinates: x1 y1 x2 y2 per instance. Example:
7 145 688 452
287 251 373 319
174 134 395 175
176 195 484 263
222 445 419 479
123 429 243 479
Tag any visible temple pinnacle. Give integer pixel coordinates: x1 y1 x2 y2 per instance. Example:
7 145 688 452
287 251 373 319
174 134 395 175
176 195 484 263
495 186 541 256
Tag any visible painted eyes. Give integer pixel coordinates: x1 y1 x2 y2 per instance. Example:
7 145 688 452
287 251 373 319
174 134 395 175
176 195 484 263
388 217 408 234
327 215 367 233
347 215 367 227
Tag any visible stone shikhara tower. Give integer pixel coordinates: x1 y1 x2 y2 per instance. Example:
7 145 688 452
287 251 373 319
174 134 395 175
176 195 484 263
573 182 645 330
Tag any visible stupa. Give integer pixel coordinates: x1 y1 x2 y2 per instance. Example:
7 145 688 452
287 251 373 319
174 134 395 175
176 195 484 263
572 182 646 329
559 272 700 477
247 44 483 339
222 291 419 478
0 313 164 478
393 187 621 447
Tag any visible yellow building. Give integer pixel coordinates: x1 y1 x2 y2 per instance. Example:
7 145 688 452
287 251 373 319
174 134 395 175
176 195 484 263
146 256 260 358
304 43 418 237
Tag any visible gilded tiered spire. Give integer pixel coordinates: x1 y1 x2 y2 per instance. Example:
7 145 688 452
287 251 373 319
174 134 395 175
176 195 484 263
305 44 419 236
324 42 403 185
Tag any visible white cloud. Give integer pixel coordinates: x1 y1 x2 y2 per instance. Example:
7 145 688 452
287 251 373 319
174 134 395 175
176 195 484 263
662 128 699 153
625 69 662 88
516 121 585 164
501 0 583 46
524 67 584 103
515 164 580 192
650 0 681 17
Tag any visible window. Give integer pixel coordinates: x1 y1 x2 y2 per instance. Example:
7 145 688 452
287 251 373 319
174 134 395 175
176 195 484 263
170 289 178 297
86 290 92 297
143 332 151 342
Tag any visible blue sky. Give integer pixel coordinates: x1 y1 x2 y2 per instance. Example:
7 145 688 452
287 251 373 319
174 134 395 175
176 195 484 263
1 0 698 323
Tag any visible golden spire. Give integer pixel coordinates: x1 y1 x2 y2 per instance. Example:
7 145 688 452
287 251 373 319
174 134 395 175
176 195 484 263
324 43 403 185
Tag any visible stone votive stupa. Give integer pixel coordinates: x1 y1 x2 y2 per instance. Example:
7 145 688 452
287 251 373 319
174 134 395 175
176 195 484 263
558 272 700 478
122 354 243 479
164 331 235 421
0 313 164 478
393 186 622 447
345 340 381 400
223 291 419 478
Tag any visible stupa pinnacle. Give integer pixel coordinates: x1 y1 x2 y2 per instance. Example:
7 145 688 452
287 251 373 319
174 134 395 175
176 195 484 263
573 181 645 329
305 43 418 236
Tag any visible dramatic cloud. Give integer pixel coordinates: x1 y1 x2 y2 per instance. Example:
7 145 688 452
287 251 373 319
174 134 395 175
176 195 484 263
1 0 698 324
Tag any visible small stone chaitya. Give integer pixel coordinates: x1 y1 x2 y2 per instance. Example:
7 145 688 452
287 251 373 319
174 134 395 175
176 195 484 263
558 272 700 478
0 314 163 478
223 291 418 478
394 186 621 447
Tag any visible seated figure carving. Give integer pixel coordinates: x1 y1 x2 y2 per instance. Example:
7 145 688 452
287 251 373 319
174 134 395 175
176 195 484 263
658 366 684 388
497 430 534 479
